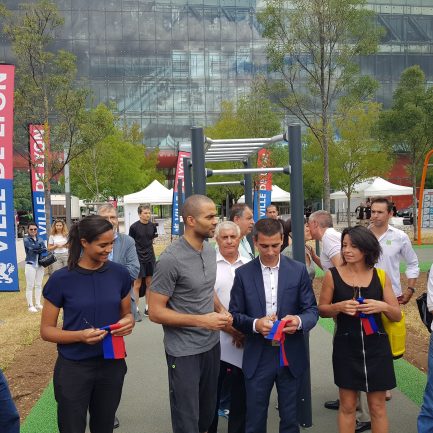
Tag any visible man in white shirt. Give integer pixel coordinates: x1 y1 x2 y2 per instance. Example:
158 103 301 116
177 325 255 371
208 221 250 433
230 203 255 260
307 210 342 271
369 197 419 304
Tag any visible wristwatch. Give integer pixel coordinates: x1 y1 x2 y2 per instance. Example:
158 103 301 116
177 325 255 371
407 287 416 293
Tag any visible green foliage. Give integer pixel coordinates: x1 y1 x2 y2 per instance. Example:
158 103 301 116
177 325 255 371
3 0 90 177
205 81 284 206
334 102 391 223
377 65 433 238
258 0 382 209
70 105 163 200
13 170 32 211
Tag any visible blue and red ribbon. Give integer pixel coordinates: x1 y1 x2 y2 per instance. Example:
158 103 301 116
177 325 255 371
265 319 290 367
100 323 126 359
356 297 379 335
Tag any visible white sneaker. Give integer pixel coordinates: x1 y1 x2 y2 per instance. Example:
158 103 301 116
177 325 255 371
35 304 43 310
28 306 38 313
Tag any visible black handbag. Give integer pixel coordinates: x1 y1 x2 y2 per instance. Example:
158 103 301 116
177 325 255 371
38 250 57 268
416 292 433 333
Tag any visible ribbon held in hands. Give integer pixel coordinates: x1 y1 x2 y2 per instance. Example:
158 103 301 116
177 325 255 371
265 319 290 367
356 297 378 335
100 323 126 359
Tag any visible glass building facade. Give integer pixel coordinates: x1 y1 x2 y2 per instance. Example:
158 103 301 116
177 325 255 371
0 0 433 148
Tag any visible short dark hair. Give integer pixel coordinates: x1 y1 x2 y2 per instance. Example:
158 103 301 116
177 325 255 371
230 203 250 221
371 197 393 213
138 204 151 214
253 218 283 240
341 226 381 268
28 222 38 229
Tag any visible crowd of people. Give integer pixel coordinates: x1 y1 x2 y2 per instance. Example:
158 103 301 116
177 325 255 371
2 195 433 433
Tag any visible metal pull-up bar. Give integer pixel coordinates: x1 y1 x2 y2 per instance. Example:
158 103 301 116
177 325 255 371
205 134 284 145
206 167 290 176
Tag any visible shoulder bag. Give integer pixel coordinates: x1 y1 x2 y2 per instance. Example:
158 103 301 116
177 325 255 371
377 268 406 359
416 292 433 333
38 250 57 268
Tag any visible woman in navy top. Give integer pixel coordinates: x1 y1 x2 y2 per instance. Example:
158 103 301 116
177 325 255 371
41 215 134 433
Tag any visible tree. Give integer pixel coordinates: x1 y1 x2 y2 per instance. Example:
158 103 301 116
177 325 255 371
13 170 32 212
71 105 164 201
378 65 433 239
3 0 89 222
258 0 382 210
333 102 391 225
205 81 284 207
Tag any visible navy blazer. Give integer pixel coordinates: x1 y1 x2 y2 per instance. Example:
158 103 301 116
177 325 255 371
229 255 318 379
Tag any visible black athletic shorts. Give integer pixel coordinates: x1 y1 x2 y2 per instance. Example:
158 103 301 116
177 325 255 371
138 261 155 278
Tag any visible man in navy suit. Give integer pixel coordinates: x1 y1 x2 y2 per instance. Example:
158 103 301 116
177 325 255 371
229 218 318 433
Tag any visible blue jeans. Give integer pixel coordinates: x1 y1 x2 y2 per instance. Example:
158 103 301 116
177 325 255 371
418 332 433 433
0 369 19 433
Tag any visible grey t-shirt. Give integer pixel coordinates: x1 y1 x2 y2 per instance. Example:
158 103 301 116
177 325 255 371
151 237 219 357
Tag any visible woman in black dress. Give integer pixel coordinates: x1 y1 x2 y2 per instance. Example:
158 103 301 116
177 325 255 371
319 226 401 433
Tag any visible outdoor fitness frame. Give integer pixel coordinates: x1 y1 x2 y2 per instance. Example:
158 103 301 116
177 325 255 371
184 124 313 428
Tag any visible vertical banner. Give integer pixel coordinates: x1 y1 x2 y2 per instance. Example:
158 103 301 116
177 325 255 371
29 124 48 242
171 151 191 235
253 149 272 221
0 65 19 291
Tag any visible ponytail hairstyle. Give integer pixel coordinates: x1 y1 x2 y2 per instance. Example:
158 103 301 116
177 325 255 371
67 215 113 270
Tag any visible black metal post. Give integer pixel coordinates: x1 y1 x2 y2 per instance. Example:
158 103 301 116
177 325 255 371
288 124 312 428
243 158 254 253
183 157 193 199
177 178 184 236
191 127 206 195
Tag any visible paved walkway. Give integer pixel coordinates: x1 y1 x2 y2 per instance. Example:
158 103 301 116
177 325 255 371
112 318 420 433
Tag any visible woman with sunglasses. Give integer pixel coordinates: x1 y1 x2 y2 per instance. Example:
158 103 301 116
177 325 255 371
41 215 134 433
319 226 401 433
24 222 46 312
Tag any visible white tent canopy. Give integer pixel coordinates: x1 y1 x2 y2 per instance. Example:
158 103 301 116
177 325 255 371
123 180 172 204
237 185 291 203
330 177 412 200
123 180 172 233
363 177 413 197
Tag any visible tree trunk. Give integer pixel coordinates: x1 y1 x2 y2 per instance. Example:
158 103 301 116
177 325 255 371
322 118 330 212
347 194 351 227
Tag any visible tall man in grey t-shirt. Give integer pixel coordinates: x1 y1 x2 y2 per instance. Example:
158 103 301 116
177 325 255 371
149 195 232 433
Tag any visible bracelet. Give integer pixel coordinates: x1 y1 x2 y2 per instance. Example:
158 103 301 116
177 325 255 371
407 287 415 293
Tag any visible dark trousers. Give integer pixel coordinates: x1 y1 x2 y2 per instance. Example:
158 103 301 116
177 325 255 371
53 355 127 433
208 361 246 433
0 369 19 433
166 343 220 433
245 345 300 433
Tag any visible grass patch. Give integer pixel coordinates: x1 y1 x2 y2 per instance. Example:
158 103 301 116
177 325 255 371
0 269 48 370
21 382 57 433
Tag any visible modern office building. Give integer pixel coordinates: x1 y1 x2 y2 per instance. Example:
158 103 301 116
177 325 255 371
1 0 432 152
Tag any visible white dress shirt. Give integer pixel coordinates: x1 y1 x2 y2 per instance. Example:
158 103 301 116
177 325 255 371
215 251 250 368
375 225 420 297
320 227 342 271
252 256 302 332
